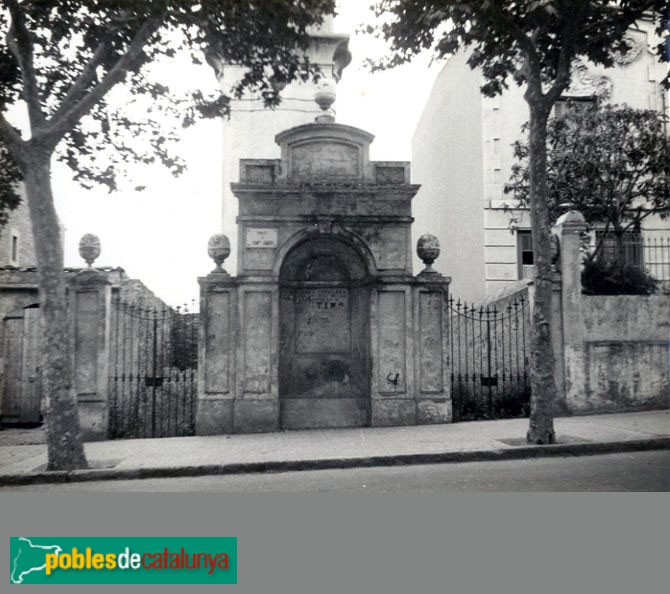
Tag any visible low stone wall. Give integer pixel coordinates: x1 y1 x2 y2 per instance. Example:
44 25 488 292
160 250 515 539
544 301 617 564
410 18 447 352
552 211 670 416
0 266 175 433
576 295 670 413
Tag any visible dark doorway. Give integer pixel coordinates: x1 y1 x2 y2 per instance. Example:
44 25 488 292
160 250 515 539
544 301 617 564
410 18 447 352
279 236 371 429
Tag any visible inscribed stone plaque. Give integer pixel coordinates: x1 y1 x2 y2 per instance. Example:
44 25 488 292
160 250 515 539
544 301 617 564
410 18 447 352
291 141 359 179
246 228 278 248
295 288 350 354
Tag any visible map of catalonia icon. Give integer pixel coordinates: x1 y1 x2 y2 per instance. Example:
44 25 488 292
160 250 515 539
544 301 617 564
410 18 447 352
10 537 63 584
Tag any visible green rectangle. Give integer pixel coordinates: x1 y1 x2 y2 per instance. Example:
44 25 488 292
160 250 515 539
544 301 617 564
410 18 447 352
9 537 237 584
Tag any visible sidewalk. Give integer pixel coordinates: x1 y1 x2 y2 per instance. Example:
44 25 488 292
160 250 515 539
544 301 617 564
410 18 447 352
1 410 668 485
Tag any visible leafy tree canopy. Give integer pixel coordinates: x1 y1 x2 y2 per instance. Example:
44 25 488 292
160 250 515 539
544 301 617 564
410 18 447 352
505 103 670 246
0 0 336 470
368 1 667 100
0 0 335 197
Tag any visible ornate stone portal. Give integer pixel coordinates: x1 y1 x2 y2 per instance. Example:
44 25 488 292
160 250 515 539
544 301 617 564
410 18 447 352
197 118 451 434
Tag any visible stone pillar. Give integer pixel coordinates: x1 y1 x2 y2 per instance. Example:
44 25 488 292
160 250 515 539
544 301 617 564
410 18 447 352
371 284 416 425
197 234 238 434
412 278 451 424
69 268 111 440
233 284 279 432
197 274 238 434
552 211 588 412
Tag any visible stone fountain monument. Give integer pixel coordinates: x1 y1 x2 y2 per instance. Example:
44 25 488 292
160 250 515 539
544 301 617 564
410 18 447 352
197 93 451 434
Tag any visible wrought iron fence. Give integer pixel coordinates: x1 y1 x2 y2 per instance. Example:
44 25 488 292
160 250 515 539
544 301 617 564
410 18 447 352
593 233 670 283
642 237 670 283
109 298 198 439
447 293 531 422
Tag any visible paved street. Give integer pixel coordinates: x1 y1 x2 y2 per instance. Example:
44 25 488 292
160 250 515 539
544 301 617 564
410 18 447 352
2 450 668 492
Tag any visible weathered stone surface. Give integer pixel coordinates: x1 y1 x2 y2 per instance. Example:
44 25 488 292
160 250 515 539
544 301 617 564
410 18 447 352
371 399 415 427
375 164 407 184
196 399 234 435
197 119 453 435
78 401 107 441
295 288 349 353
242 291 272 395
377 291 407 394
234 400 279 433
553 212 670 416
205 291 231 394
281 398 369 429
580 297 670 412
419 291 443 393
279 239 370 426
580 342 669 412
355 225 409 271
416 399 452 425
582 295 670 342
74 291 100 395
292 141 360 180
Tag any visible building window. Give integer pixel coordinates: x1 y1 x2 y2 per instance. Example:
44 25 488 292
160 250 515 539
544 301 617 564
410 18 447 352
10 232 19 266
517 230 534 279
594 230 643 268
553 96 595 118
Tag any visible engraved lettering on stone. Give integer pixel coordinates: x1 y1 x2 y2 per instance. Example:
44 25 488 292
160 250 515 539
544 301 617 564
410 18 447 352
246 228 278 248
296 288 349 353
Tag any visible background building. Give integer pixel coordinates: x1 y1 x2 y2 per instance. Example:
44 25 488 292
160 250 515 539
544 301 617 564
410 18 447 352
207 17 352 273
412 18 670 304
0 188 36 269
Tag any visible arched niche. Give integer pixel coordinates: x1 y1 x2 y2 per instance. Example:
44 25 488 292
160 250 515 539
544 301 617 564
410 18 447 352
278 234 371 429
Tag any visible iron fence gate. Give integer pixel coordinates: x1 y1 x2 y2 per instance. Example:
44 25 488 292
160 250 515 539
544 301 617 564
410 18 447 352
447 292 531 421
109 298 198 439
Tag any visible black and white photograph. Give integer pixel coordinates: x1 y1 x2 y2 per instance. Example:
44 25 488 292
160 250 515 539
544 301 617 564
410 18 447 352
0 0 669 494
0 2 669 589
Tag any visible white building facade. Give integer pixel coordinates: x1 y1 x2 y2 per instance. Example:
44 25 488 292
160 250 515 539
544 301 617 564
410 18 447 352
412 18 669 304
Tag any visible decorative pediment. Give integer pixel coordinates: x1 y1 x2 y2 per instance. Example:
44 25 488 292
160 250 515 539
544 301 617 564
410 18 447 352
275 123 374 182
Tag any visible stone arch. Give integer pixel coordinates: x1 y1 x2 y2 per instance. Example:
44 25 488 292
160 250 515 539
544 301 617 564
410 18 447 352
277 226 372 430
273 225 378 280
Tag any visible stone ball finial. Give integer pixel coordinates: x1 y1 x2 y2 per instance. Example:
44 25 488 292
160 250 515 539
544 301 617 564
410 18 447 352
314 77 336 123
417 234 441 275
207 233 230 274
79 233 101 267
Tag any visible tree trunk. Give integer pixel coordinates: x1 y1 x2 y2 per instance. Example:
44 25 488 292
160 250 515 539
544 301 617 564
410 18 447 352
526 102 557 445
22 149 88 470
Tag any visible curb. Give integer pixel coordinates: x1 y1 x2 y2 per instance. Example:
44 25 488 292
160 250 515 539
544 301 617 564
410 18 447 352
1 437 669 487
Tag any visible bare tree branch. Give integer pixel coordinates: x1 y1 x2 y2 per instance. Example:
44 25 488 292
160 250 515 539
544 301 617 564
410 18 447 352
50 40 113 123
42 12 165 146
546 46 573 104
6 0 45 129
